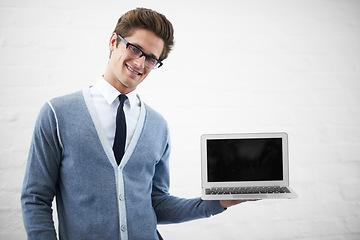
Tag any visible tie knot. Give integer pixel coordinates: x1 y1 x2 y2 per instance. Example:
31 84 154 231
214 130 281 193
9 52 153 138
119 94 127 104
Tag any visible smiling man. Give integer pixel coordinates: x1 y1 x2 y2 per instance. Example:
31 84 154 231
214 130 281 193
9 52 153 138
21 8 246 240
105 29 164 94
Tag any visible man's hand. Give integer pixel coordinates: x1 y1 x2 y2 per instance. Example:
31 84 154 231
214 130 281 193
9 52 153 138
220 199 259 209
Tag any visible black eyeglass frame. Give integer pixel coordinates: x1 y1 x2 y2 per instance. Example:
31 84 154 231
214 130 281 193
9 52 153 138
118 34 163 69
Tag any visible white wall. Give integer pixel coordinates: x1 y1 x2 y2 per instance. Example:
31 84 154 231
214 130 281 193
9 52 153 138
1 0 359 239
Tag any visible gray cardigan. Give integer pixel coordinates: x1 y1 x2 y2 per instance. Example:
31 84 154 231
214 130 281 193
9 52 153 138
21 88 224 240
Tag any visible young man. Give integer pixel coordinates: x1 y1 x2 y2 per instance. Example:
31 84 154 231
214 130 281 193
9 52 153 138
21 8 247 240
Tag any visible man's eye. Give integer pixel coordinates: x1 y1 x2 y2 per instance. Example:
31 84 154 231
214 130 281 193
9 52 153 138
146 57 157 64
129 46 141 55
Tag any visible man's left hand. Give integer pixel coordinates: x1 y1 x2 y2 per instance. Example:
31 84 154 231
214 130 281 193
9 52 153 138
220 199 259 209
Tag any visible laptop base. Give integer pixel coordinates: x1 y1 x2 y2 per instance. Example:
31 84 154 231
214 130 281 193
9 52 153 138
201 187 298 200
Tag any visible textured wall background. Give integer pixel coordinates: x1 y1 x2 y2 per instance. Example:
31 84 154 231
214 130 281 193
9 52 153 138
0 0 359 239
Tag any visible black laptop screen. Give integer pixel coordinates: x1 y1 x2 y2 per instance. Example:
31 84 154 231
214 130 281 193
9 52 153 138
207 138 283 182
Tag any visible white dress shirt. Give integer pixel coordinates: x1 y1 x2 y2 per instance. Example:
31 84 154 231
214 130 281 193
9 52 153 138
89 77 141 150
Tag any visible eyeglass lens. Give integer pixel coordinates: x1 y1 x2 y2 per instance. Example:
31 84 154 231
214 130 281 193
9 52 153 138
127 45 159 69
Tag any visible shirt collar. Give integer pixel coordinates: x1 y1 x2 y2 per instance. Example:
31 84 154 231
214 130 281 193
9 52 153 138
94 76 139 109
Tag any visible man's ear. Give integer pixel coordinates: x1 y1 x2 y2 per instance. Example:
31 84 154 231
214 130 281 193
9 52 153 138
109 32 118 51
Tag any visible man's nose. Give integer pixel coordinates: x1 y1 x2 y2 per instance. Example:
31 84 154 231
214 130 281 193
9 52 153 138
133 55 146 68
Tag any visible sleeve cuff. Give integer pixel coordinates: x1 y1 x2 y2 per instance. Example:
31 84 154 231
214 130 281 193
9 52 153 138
205 200 227 216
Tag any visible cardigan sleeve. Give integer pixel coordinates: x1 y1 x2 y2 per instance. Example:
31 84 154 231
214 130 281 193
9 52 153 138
151 131 225 224
21 102 62 240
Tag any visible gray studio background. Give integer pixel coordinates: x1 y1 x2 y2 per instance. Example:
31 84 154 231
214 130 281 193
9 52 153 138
1 0 359 239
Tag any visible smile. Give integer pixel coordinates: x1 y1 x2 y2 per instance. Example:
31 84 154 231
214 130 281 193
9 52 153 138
126 64 142 76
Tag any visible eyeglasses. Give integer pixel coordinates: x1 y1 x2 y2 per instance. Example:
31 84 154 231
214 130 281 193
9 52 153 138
118 35 163 69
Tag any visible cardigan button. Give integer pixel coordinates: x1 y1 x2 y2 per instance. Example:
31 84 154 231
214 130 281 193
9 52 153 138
119 194 123 201
121 225 126 232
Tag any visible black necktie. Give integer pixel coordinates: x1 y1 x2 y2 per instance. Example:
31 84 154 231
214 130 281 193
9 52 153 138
113 94 128 165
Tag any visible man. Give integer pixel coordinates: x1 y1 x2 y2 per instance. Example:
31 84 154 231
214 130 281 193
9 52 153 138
21 8 248 240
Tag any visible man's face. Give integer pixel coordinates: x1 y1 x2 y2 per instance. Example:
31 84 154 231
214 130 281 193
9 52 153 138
106 29 165 94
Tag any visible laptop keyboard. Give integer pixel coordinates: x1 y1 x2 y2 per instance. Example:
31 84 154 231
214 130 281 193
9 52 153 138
205 186 291 195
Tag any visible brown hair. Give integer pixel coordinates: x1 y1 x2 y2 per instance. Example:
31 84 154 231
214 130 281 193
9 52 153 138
113 8 174 61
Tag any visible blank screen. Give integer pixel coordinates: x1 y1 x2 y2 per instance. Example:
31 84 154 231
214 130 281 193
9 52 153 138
207 138 283 182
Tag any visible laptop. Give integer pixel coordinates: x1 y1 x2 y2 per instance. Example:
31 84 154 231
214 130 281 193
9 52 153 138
201 132 297 200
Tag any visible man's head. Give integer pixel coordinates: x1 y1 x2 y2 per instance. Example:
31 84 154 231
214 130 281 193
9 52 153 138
113 8 174 61
105 8 174 94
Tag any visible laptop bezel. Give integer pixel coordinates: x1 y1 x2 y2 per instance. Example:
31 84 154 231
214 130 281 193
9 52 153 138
201 132 290 189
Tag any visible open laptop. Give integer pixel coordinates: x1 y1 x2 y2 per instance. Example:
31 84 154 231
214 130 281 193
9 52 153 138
201 132 297 200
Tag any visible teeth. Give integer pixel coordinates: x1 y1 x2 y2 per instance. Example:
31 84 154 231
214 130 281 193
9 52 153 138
127 65 141 75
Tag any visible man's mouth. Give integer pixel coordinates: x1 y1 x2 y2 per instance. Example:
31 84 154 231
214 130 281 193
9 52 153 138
126 64 142 76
